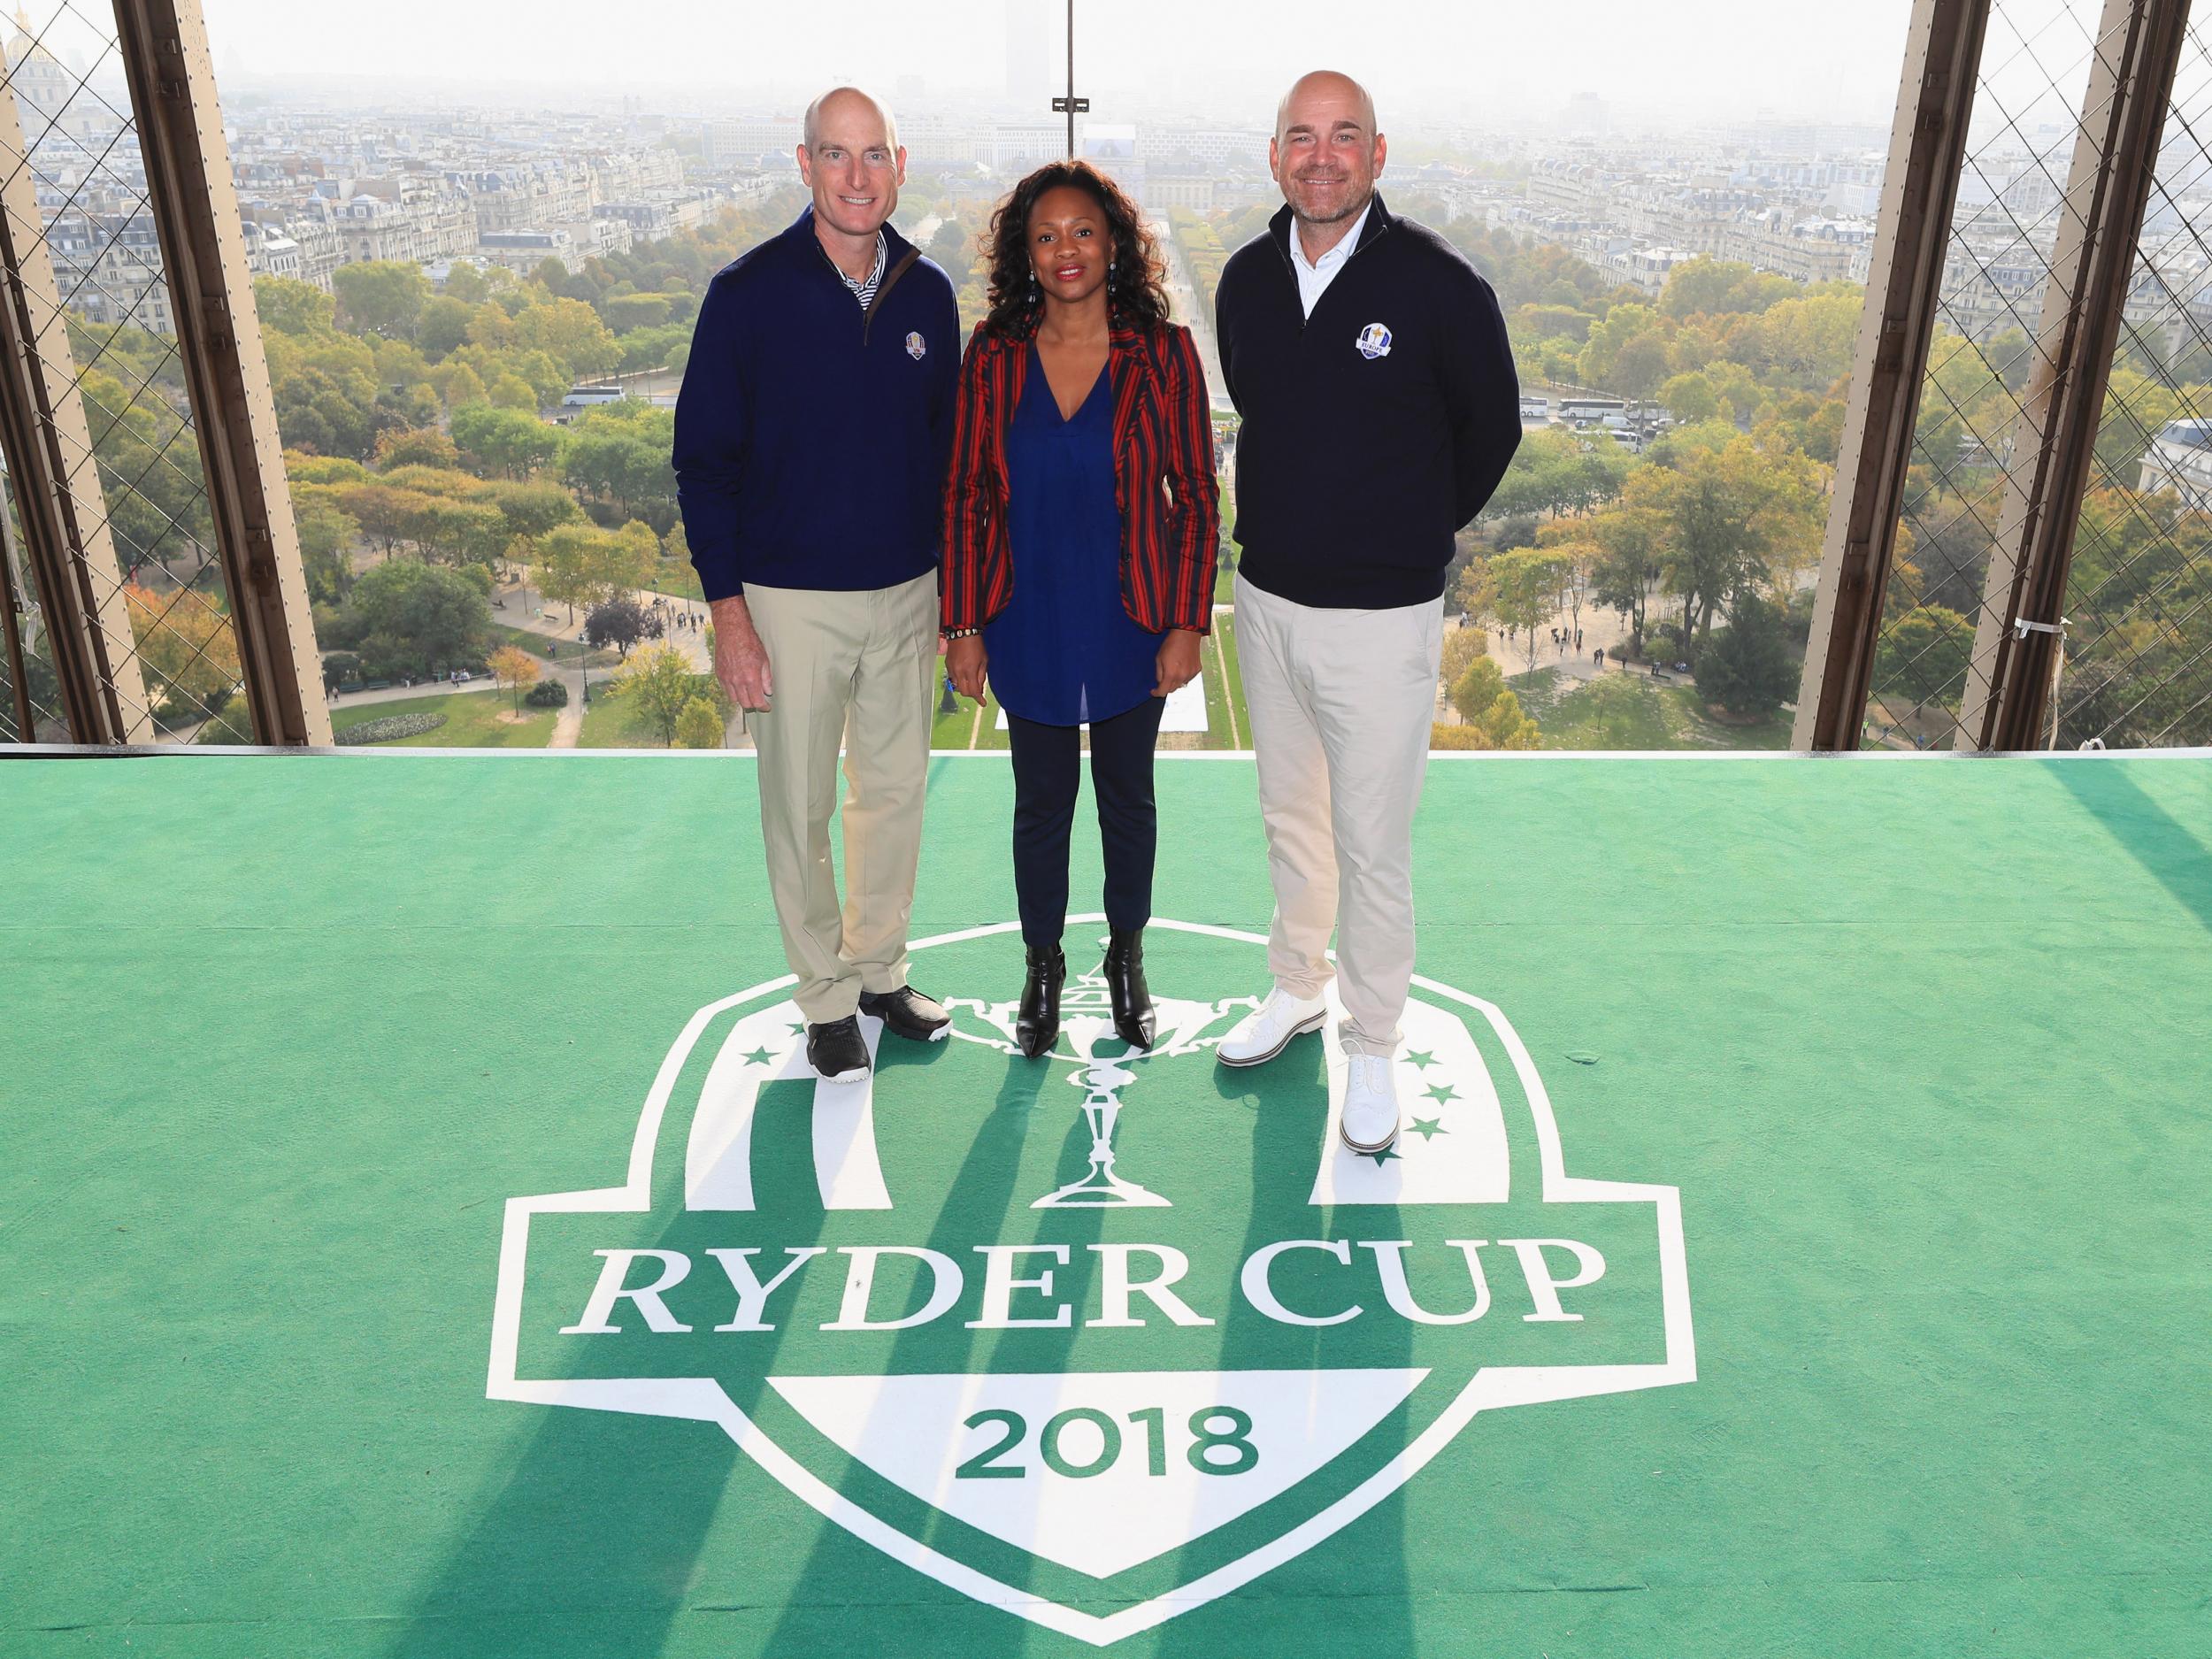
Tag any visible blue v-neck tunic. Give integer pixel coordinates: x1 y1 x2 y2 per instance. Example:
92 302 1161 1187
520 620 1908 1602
983 342 1160 727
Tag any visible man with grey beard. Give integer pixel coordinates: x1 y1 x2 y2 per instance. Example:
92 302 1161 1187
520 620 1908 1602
1211 71 1521 1154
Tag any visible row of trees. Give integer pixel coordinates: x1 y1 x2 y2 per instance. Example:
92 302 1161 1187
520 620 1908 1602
1458 425 1827 719
256 190 806 465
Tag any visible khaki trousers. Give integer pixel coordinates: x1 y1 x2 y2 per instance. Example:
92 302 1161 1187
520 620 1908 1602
743 571 936 1025
1234 572 1442 1056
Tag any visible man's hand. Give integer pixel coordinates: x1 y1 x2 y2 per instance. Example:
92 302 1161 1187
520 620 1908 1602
710 595 773 712
947 634 988 701
1154 629 1202 698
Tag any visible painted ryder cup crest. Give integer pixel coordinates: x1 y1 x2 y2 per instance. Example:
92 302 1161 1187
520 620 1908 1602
906 330 927 360
488 918 1695 1647
1355 321 1394 359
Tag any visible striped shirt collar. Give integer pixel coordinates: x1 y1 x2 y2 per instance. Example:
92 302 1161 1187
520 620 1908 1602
833 230 889 310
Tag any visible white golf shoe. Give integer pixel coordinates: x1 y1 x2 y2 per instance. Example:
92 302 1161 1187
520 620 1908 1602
1216 987 1329 1068
1339 1054 1401 1154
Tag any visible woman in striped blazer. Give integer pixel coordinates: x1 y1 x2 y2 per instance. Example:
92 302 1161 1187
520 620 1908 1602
942 159 1221 1060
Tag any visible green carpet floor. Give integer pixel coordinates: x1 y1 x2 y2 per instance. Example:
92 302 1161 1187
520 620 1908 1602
3 751 2208 1656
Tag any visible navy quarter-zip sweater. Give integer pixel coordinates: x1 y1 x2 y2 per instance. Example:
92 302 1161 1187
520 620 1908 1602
673 209 959 601
1214 194 1521 610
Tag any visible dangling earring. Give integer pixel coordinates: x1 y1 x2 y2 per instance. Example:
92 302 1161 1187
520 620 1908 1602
1107 262 1118 299
1026 270 1041 304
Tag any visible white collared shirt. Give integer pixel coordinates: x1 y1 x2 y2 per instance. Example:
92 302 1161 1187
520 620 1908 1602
835 229 888 311
1288 200 1373 319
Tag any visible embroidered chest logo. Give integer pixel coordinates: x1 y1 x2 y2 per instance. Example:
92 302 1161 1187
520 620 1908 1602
1355 322 1394 360
906 331 927 361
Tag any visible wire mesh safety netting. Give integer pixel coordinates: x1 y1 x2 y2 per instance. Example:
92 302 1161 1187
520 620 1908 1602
1870 0 2212 749
0 0 250 745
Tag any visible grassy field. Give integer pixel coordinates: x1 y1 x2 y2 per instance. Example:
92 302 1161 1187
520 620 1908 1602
1194 613 1246 750
1509 665 1793 749
924 608 1252 751
487 623 620 670
330 688 557 748
576 683 671 749
931 691 1011 750
636 559 706 605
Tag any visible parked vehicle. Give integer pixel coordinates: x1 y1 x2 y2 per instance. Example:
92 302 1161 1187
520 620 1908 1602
1560 396 1628 422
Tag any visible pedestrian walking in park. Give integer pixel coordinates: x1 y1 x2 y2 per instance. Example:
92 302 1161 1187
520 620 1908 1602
1212 69 1519 1154
674 86 959 1085
942 160 1218 1059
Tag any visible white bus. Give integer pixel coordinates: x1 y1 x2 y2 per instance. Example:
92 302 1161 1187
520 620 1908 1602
561 383 626 407
1560 395 1628 422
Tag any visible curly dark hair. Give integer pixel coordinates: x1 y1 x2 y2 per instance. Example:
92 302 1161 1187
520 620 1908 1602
979 160 1171 338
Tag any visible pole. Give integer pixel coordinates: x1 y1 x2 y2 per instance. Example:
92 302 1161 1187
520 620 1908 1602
1048 0 1087 157
114 0 332 745
1956 0 2191 750
0 459 35 740
1790 0 1991 749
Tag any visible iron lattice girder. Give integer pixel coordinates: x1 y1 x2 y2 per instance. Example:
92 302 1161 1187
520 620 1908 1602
1793 0 1996 751
1960 0 2197 750
111 0 328 746
0 46 151 743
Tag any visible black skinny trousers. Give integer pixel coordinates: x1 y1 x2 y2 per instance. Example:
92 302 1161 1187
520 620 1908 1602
1005 696 1166 949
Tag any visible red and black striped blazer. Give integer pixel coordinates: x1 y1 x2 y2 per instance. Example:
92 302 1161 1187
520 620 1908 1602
941 318 1220 635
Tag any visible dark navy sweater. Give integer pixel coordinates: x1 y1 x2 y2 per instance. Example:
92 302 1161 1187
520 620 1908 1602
673 209 959 601
1216 195 1521 610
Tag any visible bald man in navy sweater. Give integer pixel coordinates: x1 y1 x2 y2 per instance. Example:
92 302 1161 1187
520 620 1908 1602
1212 71 1521 1155
674 87 960 1086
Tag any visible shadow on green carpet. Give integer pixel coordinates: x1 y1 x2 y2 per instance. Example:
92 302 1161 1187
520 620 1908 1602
2044 758 2212 937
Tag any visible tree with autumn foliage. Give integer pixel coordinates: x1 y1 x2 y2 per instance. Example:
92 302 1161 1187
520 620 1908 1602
489 644 541 714
122 581 240 725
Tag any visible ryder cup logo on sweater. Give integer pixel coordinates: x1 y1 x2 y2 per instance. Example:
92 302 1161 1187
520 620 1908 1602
488 918 1694 1647
1355 321 1394 359
906 330 927 360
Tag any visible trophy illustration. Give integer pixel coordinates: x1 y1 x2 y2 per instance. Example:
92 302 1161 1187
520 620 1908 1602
945 941 1256 1210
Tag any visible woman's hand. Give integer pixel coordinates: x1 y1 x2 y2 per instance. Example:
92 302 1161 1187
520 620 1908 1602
948 634 989 702
1154 628 1202 698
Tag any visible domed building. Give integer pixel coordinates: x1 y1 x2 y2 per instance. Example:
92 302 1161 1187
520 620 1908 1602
4 5 107 147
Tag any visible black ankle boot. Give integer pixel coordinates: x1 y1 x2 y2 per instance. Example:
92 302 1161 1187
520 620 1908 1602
1016 943 1064 1059
1104 928 1155 1050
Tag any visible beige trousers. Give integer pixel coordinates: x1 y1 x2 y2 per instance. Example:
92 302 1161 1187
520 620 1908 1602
1234 572 1443 1056
742 571 936 1025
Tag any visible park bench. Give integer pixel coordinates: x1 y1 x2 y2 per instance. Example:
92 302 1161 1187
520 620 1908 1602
1649 670 1674 683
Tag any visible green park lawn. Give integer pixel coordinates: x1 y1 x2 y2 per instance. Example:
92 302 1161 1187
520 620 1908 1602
930 687 1011 751
576 682 672 749
329 688 556 748
487 622 619 670
923 609 1248 751
1508 665 1793 749
1197 614 1246 749
636 558 706 605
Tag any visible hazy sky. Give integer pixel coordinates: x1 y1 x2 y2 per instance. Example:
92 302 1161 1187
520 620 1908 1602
184 0 1920 130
